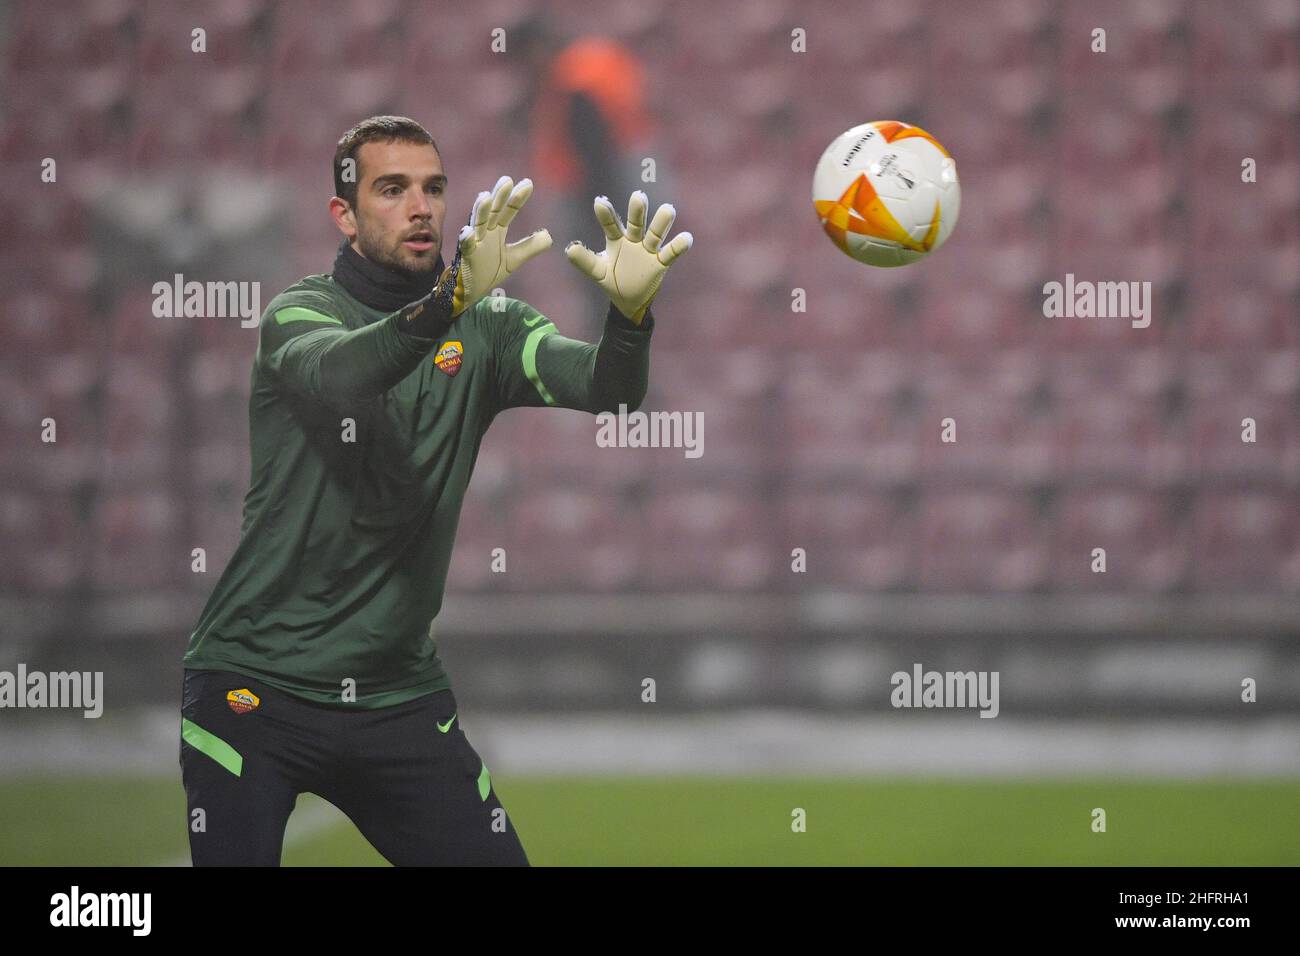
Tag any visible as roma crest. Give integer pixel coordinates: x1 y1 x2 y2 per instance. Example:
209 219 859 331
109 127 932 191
434 340 464 377
226 688 260 714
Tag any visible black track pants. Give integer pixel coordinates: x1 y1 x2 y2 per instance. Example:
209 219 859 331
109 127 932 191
179 668 528 866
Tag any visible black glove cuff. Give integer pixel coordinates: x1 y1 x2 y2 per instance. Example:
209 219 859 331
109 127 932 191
396 247 462 340
606 300 654 333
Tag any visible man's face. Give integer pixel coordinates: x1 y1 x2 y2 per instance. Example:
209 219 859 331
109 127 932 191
348 140 448 278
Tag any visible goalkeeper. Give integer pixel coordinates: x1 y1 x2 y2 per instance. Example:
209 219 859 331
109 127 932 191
178 115 691 866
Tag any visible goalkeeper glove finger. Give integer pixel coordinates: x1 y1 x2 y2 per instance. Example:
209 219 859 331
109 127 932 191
452 174 553 316
564 190 693 325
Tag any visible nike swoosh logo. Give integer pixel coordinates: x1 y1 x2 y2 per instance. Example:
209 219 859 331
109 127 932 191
438 713 457 733
522 314 547 327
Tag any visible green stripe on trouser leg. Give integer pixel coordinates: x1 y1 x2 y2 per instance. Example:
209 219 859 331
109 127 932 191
181 717 244 777
477 761 491 801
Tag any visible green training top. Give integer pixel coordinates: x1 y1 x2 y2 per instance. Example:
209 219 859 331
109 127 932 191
182 273 653 708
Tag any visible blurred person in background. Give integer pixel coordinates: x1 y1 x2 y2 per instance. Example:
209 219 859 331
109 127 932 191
513 14 670 341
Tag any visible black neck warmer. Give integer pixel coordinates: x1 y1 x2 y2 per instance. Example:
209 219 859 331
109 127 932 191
331 237 446 314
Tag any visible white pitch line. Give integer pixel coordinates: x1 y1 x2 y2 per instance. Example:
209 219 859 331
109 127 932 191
6 711 1300 778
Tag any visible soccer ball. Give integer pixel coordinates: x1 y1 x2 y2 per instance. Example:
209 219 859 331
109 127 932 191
812 120 960 267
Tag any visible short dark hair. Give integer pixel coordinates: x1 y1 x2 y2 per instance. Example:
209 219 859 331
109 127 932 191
333 115 440 208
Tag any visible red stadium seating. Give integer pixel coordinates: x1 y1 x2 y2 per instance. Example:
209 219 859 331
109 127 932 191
2 0 1295 599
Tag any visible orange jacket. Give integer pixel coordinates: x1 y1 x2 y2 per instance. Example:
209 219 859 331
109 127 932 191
531 37 653 191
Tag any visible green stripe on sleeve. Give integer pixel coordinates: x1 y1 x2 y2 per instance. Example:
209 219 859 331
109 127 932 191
477 761 491 801
181 717 244 777
522 323 558 405
275 306 343 326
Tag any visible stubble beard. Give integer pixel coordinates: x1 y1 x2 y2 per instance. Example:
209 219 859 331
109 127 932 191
355 216 440 281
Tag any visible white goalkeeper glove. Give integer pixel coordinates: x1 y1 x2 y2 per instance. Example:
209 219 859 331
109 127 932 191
564 190 693 325
450 175 553 317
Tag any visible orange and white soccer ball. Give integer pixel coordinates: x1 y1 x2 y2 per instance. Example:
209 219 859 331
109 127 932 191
812 120 960 267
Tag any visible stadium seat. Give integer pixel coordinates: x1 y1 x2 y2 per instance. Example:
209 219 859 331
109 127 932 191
1193 490 1297 590
1186 354 1300 482
1054 390 1188 486
1054 489 1189 591
783 488 913 589
101 358 175 488
90 489 185 592
917 489 1048 591
0 487 83 593
644 485 778 590
508 487 644 591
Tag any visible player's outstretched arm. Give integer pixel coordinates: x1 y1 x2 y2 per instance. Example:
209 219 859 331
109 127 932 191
564 190 693 325
451 174 553 317
259 258 462 413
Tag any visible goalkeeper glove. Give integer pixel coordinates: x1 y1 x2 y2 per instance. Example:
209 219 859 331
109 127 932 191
451 175 552 317
564 190 693 325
